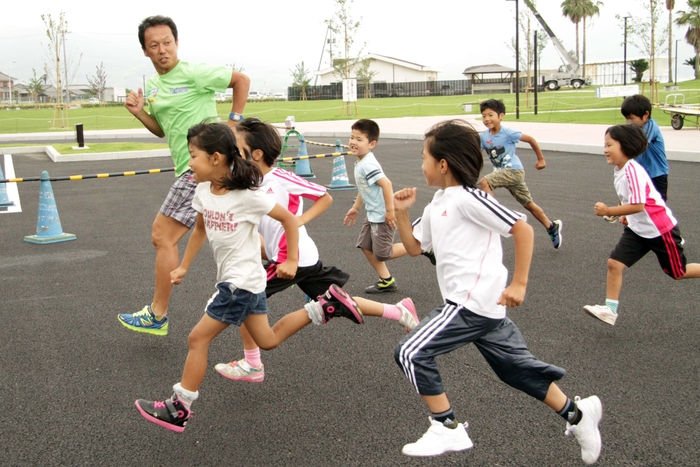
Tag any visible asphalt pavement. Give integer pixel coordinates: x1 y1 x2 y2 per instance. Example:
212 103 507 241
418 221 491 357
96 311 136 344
1 132 699 466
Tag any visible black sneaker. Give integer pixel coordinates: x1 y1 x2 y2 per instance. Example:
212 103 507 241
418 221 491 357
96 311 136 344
316 284 364 324
421 250 436 265
548 220 563 249
135 394 191 433
365 277 398 294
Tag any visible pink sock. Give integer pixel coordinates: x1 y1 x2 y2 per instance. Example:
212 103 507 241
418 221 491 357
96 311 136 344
382 303 401 322
244 348 262 368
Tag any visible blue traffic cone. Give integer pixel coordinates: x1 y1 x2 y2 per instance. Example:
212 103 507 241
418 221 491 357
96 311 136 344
326 139 355 191
0 165 15 207
24 171 76 244
295 135 315 179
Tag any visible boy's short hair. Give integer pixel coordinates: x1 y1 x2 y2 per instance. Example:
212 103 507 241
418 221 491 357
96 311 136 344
605 124 648 159
351 119 380 143
424 120 482 188
621 94 652 119
480 99 506 115
138 15 178 49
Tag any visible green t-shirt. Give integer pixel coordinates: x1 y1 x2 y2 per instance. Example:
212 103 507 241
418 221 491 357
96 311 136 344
145 61 231 176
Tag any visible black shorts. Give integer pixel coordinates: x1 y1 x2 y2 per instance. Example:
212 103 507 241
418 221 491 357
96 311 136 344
610 225 687 279
265 260 350 299
651 175 668 202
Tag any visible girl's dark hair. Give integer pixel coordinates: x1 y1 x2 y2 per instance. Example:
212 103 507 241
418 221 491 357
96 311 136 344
235 117 283 167
424 120 482 188
605 124 648 159
187 121 262 190
138 16 178 49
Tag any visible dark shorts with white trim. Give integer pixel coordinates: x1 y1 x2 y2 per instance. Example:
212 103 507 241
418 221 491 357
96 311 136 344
395 301 565 400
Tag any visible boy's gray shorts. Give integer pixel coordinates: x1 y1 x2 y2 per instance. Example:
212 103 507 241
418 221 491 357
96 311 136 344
395 301 566 400
356 218 396 261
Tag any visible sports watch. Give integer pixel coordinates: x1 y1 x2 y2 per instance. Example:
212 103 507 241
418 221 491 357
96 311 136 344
229 112 244 122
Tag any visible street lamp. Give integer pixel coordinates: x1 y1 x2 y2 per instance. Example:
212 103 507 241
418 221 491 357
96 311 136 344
675 39 681 86
623 16 631 85
506 0 520 119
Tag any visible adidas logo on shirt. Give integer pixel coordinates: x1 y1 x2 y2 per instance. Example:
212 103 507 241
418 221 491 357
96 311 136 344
266 187 274 194
441 210 447 216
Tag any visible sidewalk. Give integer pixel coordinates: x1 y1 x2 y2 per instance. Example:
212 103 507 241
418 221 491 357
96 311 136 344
1 115 698 162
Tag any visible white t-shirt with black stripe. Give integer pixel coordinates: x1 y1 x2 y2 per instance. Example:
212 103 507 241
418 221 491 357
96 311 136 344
412 186 525 319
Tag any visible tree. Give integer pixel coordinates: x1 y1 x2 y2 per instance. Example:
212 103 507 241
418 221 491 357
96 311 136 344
667 0 676 82
326 0 364 81
630 58 650 81
290 61 311 101
42 11 69 128
23 68 48 108
676 0 700 79
355 58 378 98
226 63 245 72
581 1 603 79
617 1 667 85
86 62 107 103
561 0 586 63
507 5 548 103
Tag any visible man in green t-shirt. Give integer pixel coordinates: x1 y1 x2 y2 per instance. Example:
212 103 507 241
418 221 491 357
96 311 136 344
119 15 250 336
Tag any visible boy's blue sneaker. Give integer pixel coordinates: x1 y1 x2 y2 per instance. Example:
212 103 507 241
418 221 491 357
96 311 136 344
118 305 168 336
548 220 563 249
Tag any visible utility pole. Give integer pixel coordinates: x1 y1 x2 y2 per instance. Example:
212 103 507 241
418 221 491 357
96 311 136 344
63 33 70 106
623 16 631 85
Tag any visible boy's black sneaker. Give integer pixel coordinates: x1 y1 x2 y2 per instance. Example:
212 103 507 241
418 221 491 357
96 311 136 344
421 250 436 265
365 277 398 294
135 394 191 433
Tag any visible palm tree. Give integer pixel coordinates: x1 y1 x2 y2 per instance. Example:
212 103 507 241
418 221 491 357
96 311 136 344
561 0 586 63
581 1 603 80
667 0 676 82
676 0 700 79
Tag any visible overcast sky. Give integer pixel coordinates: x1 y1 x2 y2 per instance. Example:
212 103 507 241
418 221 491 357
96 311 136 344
1 0 697 93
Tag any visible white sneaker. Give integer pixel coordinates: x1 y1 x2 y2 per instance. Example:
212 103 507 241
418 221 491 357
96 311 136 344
583 305 617 326
402 417 474 457
396 298 419 332
565 396 603 465
603 215 620 223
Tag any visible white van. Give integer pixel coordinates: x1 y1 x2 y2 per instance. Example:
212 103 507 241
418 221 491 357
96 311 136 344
248 91 264 100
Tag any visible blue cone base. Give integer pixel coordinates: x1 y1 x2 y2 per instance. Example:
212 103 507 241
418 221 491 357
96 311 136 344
326 184 356 191
24 233 77 244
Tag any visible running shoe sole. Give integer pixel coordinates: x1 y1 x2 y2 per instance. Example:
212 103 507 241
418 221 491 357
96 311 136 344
135 400 188 433
118 315 168 336
328 284 364 324
215 362 265 383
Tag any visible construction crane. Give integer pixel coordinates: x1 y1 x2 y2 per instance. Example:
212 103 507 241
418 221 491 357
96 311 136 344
523 0 591 90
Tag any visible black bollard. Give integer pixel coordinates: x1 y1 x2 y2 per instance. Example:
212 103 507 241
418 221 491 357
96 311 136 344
76 123 85 148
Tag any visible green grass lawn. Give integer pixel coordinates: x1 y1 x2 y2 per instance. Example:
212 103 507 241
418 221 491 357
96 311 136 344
2 80 699 134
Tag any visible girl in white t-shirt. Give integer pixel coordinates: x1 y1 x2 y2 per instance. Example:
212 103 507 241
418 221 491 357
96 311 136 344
134 122 364 433
214 118 419 383
391 120 602 465
584 124 699 326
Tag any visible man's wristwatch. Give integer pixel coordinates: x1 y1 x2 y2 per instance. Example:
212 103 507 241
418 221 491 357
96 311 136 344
229 112 244 122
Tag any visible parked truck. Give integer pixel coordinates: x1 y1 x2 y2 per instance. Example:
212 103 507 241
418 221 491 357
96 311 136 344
523 0 591 90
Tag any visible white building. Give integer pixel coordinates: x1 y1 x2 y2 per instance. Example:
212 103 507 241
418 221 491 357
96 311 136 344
313 53 440 85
